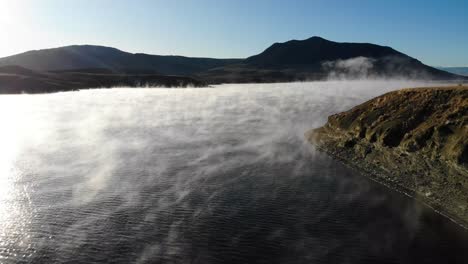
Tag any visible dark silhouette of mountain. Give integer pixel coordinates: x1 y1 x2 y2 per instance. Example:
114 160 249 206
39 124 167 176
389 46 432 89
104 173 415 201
0 65 47 77
0 65 205 94
199 36 464 82
0 37 465 93
0 45 241 76
437 67 468 76
245 36 403 66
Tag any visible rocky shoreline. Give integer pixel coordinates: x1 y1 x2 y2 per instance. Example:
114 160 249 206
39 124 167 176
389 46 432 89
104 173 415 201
306 86 468 227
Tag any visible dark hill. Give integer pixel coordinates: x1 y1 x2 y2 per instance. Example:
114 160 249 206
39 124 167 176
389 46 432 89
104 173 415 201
200 37 464 82
245 36 403 66
0 64 205 94
0 65 46 77
0 37 465 91
0 45 241 76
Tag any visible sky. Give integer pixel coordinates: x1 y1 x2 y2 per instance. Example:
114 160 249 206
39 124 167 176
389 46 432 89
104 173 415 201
0 0 467 66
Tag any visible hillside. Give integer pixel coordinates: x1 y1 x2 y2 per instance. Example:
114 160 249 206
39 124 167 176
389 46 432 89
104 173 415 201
306 86 468 226
0 37 465 92
0 66 205 94
200 37 463 82
0 45 241 76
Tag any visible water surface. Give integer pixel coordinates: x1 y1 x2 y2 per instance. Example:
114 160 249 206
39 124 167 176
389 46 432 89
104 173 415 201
0 81 467 263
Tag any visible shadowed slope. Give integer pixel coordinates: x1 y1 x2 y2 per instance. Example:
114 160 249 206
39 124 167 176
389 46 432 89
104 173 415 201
0 65 206 94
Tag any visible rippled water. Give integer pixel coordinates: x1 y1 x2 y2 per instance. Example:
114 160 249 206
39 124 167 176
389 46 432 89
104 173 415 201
0 81 467 263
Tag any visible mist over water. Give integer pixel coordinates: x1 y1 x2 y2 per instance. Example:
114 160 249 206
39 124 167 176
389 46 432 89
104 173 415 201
0 80 467 263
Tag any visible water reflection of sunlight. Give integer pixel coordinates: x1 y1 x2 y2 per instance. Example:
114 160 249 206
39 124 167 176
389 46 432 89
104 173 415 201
0 96 32 260
0 98 22 217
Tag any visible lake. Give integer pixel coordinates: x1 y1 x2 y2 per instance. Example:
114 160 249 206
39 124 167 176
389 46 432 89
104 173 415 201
0 80 467 263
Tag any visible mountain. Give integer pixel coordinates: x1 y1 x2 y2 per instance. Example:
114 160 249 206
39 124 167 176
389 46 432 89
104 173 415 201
438 67 468 76
307 86 468 227
0 45 241 76
245 36 403 65
199 37 463 82
0 37 465 93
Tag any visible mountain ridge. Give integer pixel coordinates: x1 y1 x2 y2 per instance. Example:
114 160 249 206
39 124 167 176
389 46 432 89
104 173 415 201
200 36 462 82
0 45 242 76
0 37 466 93
245 36 406 66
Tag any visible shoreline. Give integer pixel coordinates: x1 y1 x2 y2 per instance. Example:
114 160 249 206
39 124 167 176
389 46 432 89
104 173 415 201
305 86 468 230
312 143 468 230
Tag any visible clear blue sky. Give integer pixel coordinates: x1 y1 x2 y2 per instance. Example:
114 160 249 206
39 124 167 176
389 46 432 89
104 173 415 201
1 0 467 66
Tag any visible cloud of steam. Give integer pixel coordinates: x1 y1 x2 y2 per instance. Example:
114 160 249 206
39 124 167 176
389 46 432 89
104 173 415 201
321 56 443 81
322 56 376 79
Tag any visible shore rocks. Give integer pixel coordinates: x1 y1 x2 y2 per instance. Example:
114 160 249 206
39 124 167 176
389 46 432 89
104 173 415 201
306 86 468 226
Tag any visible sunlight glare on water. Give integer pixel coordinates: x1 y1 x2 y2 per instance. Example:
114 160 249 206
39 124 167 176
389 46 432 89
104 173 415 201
0 97 30 260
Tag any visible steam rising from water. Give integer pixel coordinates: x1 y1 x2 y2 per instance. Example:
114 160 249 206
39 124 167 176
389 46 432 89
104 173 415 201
322 57 376 79
321 56 448 80
0 80 466 263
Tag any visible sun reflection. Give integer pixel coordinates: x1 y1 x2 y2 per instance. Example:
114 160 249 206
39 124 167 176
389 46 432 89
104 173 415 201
0 98 23 217
0 95 33 260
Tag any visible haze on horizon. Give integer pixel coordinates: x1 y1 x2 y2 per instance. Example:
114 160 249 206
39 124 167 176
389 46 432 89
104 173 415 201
0 0 467 67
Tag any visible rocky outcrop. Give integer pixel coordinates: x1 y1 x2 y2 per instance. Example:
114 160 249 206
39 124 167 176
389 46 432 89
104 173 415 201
306 86 468 226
